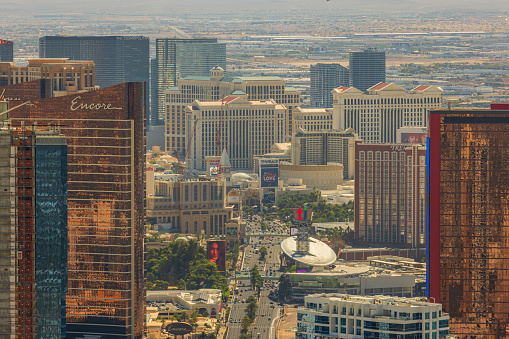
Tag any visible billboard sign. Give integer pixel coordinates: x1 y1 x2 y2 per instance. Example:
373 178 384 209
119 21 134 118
401 132 427 144
206 156 221 177
207 240 226 272
262 188 276 204
292 206 313 221
260 168 278 188
165 323 193 335
290 227 299 236
260 159 280 166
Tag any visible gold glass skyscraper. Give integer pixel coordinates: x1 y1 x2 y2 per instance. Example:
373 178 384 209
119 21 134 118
9 82 146 338
428 108 509 338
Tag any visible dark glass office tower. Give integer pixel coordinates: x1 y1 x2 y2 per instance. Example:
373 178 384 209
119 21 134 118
0 39 13 62
310 63 349 108
428 108 509 338
151 38 226 125
35 135 68 339
9 83 146 339
349 48 385 93
39 36 149 89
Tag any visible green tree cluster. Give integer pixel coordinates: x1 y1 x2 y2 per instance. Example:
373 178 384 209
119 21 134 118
319 226 355 248
250 265 262 293
278 274 292 301
246 295 258 320
259 247 267 261
239 295 258 337
226 241 240 271
277 192 354 223
145 239 228 298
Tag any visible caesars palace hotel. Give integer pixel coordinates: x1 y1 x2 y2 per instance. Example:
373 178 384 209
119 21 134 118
332 83 442 144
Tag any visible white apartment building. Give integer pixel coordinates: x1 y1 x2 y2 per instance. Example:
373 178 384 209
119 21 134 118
165 66 300 154
185 93 286 171
332 83 442 143
297 294 450 339
293 107 333 132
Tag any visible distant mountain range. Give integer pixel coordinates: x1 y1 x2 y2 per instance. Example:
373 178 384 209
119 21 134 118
2 0 508 15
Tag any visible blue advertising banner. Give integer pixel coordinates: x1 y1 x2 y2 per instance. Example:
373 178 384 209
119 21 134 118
262 188 276 204
260 167 278 188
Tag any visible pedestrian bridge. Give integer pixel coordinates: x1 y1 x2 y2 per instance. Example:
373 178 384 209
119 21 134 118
246 232 291 237
234 274 281 280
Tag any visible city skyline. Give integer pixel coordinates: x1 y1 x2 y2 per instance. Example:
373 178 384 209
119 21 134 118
0 2 508 338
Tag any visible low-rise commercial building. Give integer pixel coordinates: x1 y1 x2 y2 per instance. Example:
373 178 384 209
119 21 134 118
297 293 450 339
287 264 415 300
147 289 222 319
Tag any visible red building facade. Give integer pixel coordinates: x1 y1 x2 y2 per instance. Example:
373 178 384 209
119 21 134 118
355 142 426 248
428 109 509 338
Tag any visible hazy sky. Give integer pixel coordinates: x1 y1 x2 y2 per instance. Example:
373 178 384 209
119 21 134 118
3 0 509 14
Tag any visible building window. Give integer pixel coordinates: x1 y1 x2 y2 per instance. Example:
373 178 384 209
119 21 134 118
185 186 189 202
194 185 199 201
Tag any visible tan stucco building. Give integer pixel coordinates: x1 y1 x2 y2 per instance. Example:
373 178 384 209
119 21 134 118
146 178 233 236
0 58 97 96
165 66 301 154
279 163 344 190
185 93 286 171
293 107 333 132
332 83 442 143
291 128 359 179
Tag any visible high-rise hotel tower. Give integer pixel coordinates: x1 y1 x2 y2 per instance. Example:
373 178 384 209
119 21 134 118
3 81 146 338
151 38 226 126
0 120 68 339
428 106 509 338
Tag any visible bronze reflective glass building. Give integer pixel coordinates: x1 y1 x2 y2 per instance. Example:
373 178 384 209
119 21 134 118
9 83 145 338
428 108 509 338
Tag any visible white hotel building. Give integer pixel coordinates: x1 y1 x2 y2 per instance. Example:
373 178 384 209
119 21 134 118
185 93 286 171
297 294 450 339
332 83 442 143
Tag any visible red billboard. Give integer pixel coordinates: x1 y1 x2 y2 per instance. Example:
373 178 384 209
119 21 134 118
207 240 226 272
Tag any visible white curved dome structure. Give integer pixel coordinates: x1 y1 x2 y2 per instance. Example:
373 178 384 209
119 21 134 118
281 236 337 267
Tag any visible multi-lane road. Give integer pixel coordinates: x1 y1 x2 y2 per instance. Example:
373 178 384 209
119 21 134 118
227 217 288 339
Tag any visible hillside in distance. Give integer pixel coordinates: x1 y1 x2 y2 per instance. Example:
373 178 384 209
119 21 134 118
2 0 508 15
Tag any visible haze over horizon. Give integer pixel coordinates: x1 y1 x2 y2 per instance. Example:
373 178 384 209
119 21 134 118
2 0 508 16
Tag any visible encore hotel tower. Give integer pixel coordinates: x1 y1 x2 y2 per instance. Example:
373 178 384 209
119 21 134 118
4 81 145 338
428 106 509 338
